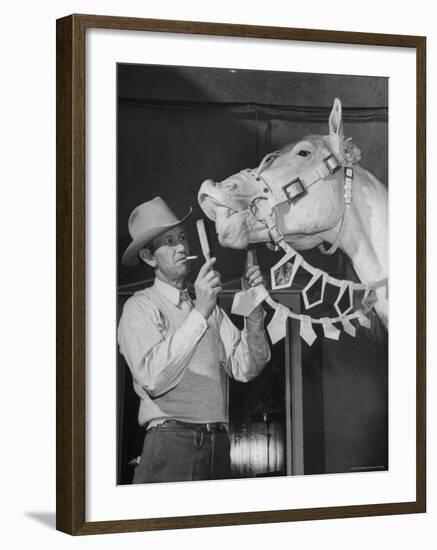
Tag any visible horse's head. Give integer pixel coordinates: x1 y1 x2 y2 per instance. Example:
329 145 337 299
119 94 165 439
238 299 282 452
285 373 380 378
198 98 361 250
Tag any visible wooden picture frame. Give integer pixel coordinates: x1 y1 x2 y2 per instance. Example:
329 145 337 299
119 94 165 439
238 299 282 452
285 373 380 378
56 13 426 535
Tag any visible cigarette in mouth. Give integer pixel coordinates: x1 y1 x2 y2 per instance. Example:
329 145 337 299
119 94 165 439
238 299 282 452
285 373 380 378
186 255 198 261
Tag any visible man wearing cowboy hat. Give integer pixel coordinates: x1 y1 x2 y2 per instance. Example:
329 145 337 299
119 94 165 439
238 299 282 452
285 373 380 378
118 196 270 483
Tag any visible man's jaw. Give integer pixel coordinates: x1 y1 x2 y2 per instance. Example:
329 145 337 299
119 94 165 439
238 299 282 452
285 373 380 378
155 262 190 289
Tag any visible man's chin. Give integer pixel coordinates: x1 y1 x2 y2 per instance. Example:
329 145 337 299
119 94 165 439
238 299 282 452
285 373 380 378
177 261 191 275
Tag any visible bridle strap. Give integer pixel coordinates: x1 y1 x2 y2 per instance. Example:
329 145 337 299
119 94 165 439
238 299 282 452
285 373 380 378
210 138 354 255
247 149 346 210
249 143 353 256
318 165 354 255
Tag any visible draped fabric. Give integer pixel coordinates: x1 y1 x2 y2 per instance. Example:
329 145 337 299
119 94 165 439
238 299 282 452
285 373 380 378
119 96 388 123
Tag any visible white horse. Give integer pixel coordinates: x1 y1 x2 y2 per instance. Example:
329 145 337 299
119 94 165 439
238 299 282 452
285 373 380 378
198 98 388 327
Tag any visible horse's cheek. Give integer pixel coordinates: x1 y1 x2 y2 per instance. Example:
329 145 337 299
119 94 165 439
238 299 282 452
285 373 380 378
296 202 315 227
291 197 333 233
315 185 342 226
320 196 340 225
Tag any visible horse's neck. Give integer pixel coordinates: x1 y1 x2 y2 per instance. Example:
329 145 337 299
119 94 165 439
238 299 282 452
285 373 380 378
331 166 388 284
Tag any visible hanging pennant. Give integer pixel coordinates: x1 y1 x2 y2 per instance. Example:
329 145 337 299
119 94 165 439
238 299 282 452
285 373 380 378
267 304 290 344
231 285 269 317
362 285 378 311
302 270 326 310
270 249 301 290
357 310 371 329
341 318 357 337
321 317 341 340
299 315 317 346
334 281 354 317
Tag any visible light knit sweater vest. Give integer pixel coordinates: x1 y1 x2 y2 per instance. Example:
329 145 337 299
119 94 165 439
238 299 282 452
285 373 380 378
144 286 229 424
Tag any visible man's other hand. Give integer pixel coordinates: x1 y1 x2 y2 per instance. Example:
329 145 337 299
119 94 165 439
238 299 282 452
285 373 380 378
194 257 222 319
242 264 264 290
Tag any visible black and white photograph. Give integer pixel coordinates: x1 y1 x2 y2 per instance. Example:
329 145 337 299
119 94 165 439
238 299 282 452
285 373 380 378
116 63 389 486
2 0 431 544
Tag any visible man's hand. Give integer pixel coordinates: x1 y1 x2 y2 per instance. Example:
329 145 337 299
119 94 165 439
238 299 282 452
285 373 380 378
242 264 264 290
194 257 222 319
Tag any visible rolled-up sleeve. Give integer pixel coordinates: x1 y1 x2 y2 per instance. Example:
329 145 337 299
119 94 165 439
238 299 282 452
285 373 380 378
217 304 271 382
118 297 207 397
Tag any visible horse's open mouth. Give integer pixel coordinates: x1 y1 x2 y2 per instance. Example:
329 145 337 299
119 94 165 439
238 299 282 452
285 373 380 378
198 194 240 221
199 197 249 248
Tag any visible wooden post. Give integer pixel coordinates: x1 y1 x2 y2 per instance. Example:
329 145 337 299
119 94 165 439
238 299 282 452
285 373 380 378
284 294 304 475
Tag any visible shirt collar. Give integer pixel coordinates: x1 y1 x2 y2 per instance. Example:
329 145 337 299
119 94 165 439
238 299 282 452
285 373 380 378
153 277 187 306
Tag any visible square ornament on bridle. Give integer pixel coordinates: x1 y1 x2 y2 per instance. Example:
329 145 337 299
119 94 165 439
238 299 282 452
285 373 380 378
281 151 342 205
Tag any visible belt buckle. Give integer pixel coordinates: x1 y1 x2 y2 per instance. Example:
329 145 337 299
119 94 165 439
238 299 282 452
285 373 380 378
207 422 224 432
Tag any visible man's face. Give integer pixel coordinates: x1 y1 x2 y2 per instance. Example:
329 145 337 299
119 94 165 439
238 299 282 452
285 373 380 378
148 225 191 283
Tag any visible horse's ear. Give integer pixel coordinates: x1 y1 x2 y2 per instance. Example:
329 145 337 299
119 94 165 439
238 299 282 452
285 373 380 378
329 98 344 139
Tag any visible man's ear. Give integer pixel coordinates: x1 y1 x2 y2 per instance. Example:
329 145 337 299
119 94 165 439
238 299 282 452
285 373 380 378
139 247 157 268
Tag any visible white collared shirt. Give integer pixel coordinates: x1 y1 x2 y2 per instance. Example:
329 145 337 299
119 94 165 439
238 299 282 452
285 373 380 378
153 277 190 306
118 277 271 426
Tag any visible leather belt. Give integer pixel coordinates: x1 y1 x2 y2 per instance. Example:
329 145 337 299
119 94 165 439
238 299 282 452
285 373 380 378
149 419 228 433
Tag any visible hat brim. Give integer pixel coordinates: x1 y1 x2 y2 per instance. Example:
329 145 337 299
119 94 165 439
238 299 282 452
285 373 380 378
121 207 192 266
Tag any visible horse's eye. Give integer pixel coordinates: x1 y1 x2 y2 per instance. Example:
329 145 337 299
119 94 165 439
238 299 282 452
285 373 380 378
297 150 311 157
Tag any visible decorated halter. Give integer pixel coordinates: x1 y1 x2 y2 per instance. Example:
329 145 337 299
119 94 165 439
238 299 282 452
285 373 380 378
246 134 359 255
228 136 387 346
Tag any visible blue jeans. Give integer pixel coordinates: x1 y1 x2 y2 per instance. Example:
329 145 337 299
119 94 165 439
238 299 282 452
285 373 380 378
133 423 231 484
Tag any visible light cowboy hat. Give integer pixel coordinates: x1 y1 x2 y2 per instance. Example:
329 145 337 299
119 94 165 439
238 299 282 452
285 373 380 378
122 196 192 266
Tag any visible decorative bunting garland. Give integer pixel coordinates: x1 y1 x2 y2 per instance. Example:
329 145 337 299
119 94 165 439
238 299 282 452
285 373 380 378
233 282 373 347
263 294 371 346
270 241 385 296
231 240 386 346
